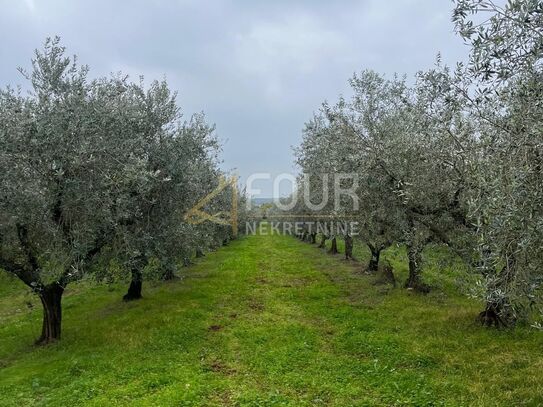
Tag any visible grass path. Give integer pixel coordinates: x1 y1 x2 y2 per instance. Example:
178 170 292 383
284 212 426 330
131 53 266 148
0 232 542 406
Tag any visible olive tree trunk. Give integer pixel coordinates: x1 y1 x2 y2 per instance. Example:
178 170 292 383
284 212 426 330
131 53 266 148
478 258 516 327
329 237 339 254
162 267 176 281
345 235 354 260
123 267 143 301
404 243 429 293
367 244 382 273
36 282 64 345
478 302 507 327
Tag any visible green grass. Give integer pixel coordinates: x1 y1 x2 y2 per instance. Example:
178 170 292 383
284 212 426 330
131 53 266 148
0 232 542 406
319 236 477 296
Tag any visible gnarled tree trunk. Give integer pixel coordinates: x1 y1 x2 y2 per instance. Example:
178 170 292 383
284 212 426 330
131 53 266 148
478 259 516 327
162 266 176 281
123 267 143 301
404 243 429 293
478 302 506 327
367 244 381 273
329 237 339 254
36 282 64 345
381 262 396 287
345 234 353 260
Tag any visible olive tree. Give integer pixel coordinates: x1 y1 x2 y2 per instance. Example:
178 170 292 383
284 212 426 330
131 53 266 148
297 68 476 291
0 38 131 343
333 73 408 272
453 0 543 325
111 82 221 300
0 38 229 343
295 88 406 271
295 110 345 250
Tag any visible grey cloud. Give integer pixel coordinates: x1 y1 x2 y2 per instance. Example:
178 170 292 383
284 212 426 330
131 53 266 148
0 0 469 196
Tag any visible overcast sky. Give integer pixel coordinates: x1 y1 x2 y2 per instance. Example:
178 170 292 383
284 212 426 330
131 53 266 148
0 0 469 197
